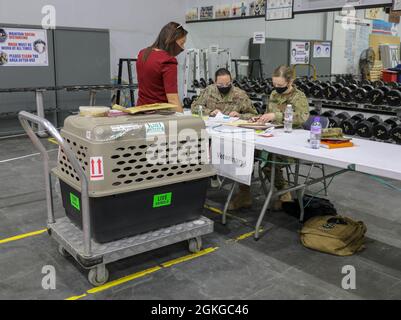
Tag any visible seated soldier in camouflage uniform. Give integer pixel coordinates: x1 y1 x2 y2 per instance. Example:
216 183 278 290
229 65 310 211
191 68 258 120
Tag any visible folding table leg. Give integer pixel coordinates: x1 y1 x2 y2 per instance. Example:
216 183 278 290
255 154 276 240
222 182 237 225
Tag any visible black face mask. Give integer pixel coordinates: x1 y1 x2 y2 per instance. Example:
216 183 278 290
218 85 232 95
274 86 288 94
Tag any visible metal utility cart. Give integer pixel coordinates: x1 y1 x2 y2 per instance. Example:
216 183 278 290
19 111 214 286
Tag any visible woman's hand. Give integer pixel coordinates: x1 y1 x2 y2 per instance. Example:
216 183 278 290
210 109 222 117
229 111 240 118
257 113 275 124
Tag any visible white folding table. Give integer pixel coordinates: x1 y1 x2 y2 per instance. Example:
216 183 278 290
208 127 401 239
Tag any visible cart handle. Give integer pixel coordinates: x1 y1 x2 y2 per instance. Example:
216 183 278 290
18 111 92 256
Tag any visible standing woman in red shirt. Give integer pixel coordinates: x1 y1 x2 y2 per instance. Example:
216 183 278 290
136 22 187 112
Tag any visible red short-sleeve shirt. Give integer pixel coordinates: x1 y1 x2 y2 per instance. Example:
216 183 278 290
136 49 178 106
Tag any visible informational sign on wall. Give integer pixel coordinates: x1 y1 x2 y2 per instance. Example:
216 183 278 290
0 28 48 67
253 32 266 44
290 41 310 65
266 0 294 21
313 42 331 58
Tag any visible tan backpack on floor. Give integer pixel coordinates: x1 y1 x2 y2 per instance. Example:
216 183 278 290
300 216 367 256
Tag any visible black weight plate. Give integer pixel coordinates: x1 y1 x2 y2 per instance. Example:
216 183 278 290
310 85 324 99
367 115 382 125
361 80 372 86
353 88 367 103
386 90 401 107
368 89 385 105
373 80 385 88
362 85 374 92
389 82 399 88
323 86 337 100
329 116 343 128
341 119 358 135
333 83 344 90
338 87 353 102
385 117 401 128
337 112 351 121
337 78 347 86
352 114 365 122
348 84 358 91
356 121 375 138
391 126 401 144
322 110 336 118
183 98 192 108
320 82 329 88
373 122 392 140
379 86 391 94
298 84 310 96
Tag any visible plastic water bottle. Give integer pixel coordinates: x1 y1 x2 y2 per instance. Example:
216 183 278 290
284 104 293 133
198 105 203 118
310 117 322 149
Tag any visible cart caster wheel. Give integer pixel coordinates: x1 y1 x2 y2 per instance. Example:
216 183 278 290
88 267 109 287
188 237 202 253
58 245 71 258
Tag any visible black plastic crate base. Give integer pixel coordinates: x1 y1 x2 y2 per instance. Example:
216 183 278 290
59 178 209 243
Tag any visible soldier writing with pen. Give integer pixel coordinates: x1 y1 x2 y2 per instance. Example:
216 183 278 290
191 68 258 120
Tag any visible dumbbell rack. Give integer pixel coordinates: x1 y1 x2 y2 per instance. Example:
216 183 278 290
308 98 401 145
308 98 401 117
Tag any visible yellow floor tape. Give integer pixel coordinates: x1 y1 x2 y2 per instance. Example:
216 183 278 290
0 229 47 245
204 204 248 223
161 247 218 268
87 266 162 295
66 247 219 300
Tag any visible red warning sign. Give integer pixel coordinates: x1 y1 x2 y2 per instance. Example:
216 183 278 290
90 156 104 181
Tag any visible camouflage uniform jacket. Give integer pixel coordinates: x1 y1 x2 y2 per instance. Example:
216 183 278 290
267 86 309 128
191 84 258 120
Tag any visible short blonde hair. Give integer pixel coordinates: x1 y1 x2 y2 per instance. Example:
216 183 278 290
272 65 294 82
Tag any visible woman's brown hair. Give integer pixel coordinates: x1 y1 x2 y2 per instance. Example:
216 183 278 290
272 65 294 82
143 22 188 61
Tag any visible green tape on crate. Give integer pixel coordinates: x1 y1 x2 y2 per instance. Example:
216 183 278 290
153 192 172 208
70 193 80 211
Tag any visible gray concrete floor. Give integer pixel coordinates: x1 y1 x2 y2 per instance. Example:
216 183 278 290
0 135 401 300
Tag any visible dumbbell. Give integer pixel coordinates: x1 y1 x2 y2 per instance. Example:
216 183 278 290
373 80 385 88
328 112 351 128
191 95 198 103
323 83 340 100
208 78 214 85
253 102 266 114
183 97 192 108
385 87 401 107
360 79 372 86
308 80 329 98
199 78 207 89
356 115 382 138
338 84 359 102
367 85 391 105
354 85 374 103
193 80 200 88
310 109 321 116
322 110 336 118
391 123 401 144
262 81 273 95
373 117 401 141
341 114 365 135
